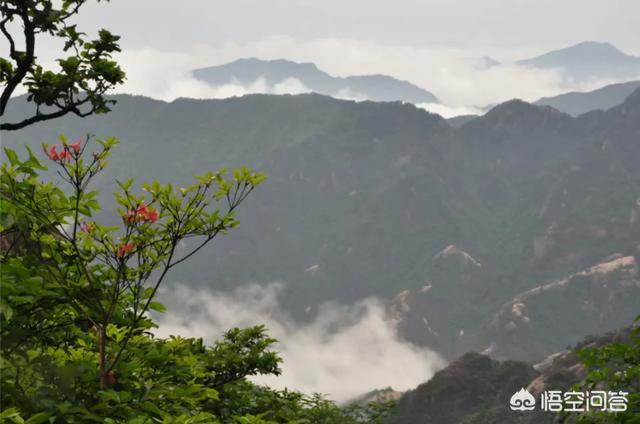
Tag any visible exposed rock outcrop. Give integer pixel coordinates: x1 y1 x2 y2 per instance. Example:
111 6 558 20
486 255 639 359
433 244 481 270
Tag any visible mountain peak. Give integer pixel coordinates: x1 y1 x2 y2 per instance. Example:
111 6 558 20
519 41 635 64
458 99 573 143
484 99 565 120
565 41 621 53
192 58 438 103
516 41 640 81
193 57 324 84
226 57 321 71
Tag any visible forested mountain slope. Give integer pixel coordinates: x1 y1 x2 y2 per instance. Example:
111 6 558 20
3 90 639 360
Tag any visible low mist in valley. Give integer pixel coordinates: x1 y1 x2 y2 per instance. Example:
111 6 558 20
154 282 444 402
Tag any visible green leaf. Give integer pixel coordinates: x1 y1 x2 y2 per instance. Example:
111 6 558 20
0 407 25 423
4 148 19 166
140 401 164 417
149 301 166 313
25 412 52 424
116 178 134 192
0 300 13 321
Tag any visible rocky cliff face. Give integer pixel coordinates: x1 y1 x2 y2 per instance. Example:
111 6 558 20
391 253 639 361
486 255 639 359
388 327 633 424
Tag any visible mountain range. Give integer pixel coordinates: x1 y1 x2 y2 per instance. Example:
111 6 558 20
193 58 439 103
516 41 640 82
534 80 640 116
3 87 639 365
190 42 640 119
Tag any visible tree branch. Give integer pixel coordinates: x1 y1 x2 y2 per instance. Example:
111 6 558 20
1 107 73 130
0 7 35 116
0 97 98 130
0 15 17 60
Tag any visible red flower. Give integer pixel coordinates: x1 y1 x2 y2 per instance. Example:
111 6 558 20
79 221 94 233
123 203 159 224
58 150 72 161
135 203 149 216
47 145 60 161
116 242 135 258
46 144 73 162
69 141 82 154
124 209 137 224
144 209 159 223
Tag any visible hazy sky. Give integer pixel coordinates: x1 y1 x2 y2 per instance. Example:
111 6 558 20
13 1 640 111
75 0 640 57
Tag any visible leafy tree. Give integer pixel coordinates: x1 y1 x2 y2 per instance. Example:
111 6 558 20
2 135 266 387
0 140 394 422
0 0 125 130
560 318 640 423
0 138 262 419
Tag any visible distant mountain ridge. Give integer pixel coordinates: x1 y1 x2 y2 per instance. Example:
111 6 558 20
192 58 439 103
535 80 640 116
516 41 640 81
193 43 640 109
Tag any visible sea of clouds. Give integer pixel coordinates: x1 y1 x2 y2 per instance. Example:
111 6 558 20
102 36 630 118
23 36 634 118
154 281 444 403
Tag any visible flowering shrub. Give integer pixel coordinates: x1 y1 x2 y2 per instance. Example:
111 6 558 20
1 136 271 421
0 136 395 423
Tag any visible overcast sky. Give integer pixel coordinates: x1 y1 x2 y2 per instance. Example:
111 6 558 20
14 0 640 111
76 0 640 57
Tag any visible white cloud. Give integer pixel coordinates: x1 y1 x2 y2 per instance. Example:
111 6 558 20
154 282 444 403
106 37 633 110
416 103 482 118
272 78 312 95
26 36 634 115
333 87 369 102
71 0 640 61
110 49 304 100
